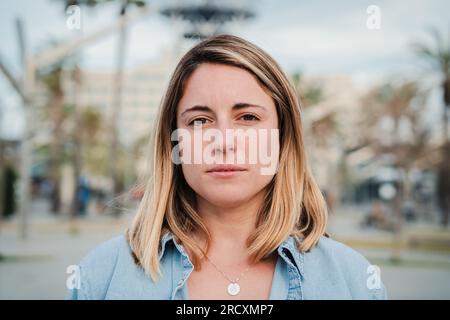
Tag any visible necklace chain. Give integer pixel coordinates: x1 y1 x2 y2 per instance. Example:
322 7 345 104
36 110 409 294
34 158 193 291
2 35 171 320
203 254 251 284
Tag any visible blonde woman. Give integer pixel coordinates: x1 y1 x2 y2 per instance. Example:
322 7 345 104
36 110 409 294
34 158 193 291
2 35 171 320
67 35 387 300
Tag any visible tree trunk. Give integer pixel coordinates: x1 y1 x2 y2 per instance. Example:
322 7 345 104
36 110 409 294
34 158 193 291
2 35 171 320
437 78 450 227
50 91 64 214
70 67 82 219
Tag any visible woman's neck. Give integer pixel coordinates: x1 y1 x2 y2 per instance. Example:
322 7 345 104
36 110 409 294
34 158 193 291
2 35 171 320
193 189 266 259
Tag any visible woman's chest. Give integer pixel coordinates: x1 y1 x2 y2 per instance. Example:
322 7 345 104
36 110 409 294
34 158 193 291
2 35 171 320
186 257 278 300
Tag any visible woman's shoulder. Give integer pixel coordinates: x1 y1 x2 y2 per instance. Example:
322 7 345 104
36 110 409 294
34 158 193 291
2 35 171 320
312 235 370 266
66 234 129 299
83 234 127 262
302 235 387 299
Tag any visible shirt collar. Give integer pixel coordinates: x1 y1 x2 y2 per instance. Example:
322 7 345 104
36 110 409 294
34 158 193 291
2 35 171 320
159 231 304 277
276 234 305 277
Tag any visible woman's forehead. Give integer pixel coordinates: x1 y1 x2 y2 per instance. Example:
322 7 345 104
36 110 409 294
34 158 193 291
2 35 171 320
178 63 274 113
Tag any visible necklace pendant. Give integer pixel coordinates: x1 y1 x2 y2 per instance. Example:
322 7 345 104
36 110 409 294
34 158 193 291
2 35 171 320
227 282 240 296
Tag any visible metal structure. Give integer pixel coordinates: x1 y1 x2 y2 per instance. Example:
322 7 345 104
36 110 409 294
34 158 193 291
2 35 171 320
160 2 254 39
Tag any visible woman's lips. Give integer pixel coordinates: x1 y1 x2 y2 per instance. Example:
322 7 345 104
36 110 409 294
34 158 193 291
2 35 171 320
206 165 247 178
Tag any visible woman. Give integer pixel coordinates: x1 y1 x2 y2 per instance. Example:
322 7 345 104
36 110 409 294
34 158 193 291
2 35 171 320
67 34 387 300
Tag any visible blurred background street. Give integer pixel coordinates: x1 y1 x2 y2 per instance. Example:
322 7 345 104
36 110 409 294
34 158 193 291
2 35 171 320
1 0 450 299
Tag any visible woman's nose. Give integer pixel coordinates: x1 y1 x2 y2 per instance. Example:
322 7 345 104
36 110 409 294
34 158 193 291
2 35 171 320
212 118 236 155
213 139 236 155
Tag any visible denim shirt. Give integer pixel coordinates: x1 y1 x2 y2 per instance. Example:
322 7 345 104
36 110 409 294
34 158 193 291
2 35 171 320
66 232 387 300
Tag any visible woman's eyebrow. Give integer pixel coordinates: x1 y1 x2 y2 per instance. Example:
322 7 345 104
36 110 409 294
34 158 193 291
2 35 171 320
180 103 267 118
232 102 267 112
180 105 212 118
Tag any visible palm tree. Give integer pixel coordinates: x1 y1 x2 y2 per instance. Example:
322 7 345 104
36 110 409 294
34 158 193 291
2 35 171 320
70 64 82 218
79 107 107 174
291 72 324 107
291 72 337 146
39 62 65 213
413 27 450 226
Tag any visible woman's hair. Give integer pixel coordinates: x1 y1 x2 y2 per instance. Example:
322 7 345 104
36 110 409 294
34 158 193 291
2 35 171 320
127 34 328 282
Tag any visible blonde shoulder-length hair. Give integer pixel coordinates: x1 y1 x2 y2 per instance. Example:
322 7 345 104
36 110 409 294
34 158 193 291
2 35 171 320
127 34 328 282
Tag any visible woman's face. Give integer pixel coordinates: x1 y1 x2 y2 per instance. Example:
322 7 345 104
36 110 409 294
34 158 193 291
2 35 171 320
176 63 279 208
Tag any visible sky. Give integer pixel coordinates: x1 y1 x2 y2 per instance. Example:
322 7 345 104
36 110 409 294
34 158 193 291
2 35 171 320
0 0 449 139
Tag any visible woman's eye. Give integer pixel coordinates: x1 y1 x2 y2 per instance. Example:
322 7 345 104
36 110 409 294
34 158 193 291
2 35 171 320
239 114 259 121
188 118 208 126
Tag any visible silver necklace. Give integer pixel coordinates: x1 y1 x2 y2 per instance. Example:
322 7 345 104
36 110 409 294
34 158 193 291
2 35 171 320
203 254 251 296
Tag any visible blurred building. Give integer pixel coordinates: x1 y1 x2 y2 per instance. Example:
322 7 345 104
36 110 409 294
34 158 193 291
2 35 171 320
65 47 179 147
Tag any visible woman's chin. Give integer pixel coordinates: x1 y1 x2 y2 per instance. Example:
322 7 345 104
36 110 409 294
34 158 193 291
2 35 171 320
203 193 251 209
